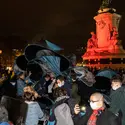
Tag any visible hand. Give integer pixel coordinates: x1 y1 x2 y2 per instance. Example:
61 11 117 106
25 80 28 84
52 79 56 83
74 104 80 115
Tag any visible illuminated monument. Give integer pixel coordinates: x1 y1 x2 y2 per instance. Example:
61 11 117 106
82 0 125 68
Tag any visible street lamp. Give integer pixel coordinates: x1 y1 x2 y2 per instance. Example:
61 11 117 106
0 50 2 54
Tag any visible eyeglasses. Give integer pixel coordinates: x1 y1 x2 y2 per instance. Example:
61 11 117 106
88 97 102 103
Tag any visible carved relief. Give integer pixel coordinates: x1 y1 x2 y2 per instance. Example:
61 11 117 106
97 20 106 29
87 32 98 49
111 27 118 40
116 18 120 28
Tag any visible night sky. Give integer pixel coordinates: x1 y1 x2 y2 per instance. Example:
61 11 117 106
0 0 125 54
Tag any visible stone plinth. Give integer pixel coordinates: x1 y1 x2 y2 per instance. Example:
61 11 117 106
94 12 121 48
82 8 125 69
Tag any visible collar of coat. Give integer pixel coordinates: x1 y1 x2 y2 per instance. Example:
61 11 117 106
55 96 69 102
110 86 124 97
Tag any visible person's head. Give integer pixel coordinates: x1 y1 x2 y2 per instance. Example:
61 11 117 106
44 74 51 82
90 31 95 35
56 75 65 87
50 73 55 79
17 72 25 80
111 76 122 90
53 87 68 99
113 27 116 31
89 92 104 110
23 86 39 101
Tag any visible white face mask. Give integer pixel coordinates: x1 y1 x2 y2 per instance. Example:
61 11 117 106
90 102 99 110
58 81 64 87
112 85 121 91
112 87 118 90
10 82 16 86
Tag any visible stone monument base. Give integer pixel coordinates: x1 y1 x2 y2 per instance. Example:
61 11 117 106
82 45 125 69
81 4 124 69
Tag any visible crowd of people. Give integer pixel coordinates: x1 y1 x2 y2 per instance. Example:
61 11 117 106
0 66 124 125
0 43 125 125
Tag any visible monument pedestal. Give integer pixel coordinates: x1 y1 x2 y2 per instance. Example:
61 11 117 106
82 8 125 69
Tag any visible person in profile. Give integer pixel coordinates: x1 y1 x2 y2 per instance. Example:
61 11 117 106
23 86 46 125
109 76 125 125
73 92 121 125
47 87 77 125
56 75 71 97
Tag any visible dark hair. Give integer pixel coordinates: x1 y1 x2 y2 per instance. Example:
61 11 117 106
53 87 67 99
44 74 50 78
111 75 122 84
56 75 65 82
17 72 24 79
23 92 35 101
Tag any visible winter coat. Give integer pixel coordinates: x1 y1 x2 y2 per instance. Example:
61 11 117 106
71 82 81 104
109 86 125 125
73 106 121 125
61 81 72 97
47 96 77 125
25 101 45 125
17 79 25 96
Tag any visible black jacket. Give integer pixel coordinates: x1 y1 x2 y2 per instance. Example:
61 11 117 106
77 80 96 103
73 106 121 125
109 87 125 115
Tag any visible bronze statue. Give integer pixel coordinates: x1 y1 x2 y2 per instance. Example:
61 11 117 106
100 0 112 10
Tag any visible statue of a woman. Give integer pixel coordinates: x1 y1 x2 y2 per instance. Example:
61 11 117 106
110 27 118 46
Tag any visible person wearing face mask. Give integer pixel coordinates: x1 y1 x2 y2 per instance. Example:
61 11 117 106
48 73 56 100
73 92 121 125
47 87 77 125
56 75 72 97
109 76 125 125
43 74 52 94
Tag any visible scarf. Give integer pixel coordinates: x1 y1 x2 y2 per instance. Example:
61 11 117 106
8 121 13 125
87 108 104 125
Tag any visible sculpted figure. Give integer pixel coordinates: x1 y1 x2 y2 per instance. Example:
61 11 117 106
110 27 118 46
87 32 98 49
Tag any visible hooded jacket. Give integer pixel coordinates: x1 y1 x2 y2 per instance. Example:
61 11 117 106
47 96 76 125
